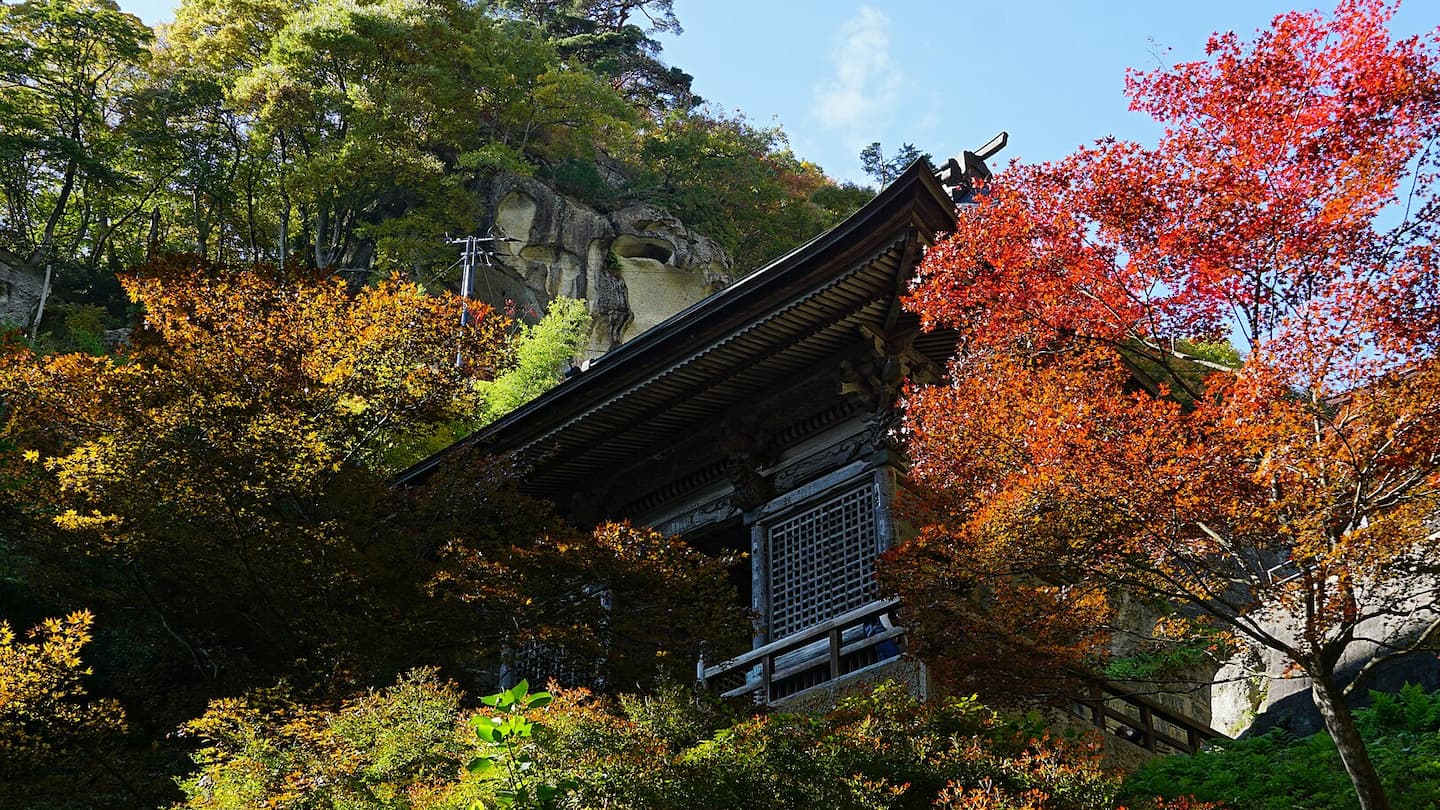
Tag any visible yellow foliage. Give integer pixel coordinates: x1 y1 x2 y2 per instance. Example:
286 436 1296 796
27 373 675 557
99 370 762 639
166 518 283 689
0 611 126 773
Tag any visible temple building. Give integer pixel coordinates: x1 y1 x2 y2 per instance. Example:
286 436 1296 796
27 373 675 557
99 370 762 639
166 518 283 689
398 155 1217 753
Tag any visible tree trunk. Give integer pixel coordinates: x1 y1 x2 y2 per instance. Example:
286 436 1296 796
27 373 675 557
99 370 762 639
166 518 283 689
28 262 52 339
147 207 160 259
194 188 211 262
1312 672 1392 810
27 157 78 272
88 212 110 271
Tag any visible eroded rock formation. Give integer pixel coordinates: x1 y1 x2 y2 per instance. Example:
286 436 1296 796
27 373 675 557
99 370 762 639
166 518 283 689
1210 588 1440 737
473 174 734 361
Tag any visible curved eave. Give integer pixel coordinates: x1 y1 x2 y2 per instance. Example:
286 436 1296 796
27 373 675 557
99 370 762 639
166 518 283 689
395 159 956 487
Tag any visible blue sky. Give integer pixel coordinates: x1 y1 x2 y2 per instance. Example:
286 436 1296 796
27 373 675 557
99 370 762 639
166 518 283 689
117 0 1437 185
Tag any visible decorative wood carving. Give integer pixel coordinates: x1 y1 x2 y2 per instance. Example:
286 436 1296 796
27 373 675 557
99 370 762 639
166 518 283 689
656 492 738 537
722 414 780 511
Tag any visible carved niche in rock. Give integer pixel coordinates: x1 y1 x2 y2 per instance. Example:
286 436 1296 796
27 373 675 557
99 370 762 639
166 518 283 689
474 174 736 361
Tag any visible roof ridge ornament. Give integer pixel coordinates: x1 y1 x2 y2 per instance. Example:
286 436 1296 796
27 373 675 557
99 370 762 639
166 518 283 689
935 131 1008 206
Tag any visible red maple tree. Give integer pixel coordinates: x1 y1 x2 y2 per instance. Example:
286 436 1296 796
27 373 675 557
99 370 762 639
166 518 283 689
888 3 1440 808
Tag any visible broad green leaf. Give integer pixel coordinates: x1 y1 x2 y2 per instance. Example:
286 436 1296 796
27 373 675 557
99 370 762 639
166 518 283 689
508 678 529 702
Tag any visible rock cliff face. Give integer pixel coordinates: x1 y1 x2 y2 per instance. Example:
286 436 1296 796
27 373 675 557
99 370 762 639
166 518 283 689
472 174 734 362
0 249 45 330
1210 585 1440 737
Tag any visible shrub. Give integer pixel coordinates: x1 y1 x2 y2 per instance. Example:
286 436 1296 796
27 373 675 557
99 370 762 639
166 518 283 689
174 675 1120 810
1120 684 1440 810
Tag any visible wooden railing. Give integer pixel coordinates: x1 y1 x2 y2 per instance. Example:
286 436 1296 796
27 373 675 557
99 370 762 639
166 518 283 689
698 600 1222 756
699 598 905 704
1074 681 1221 754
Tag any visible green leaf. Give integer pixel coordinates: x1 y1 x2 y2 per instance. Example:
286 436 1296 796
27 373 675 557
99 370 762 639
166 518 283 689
527 692 552 709
508 678 530 702
466 756 498 777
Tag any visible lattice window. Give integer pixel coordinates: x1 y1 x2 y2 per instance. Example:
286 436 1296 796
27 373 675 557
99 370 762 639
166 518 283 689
503 587 609 689
766 483 878 640
505 640 600 689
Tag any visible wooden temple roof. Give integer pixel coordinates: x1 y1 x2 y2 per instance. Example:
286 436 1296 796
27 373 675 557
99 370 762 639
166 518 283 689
395 159 961 496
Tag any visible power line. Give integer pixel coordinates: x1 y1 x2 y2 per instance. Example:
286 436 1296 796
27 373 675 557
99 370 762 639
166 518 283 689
447 231 504 367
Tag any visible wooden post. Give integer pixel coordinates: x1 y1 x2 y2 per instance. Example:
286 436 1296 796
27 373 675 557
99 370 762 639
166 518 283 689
829 626 842 680
1140 702 1155 751
761 654 773 703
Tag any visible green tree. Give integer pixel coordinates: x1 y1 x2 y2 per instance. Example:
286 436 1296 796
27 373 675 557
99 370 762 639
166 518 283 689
146 0 305 263
157 0 637 271
625 110 870 271
499 0 695 114
859 142 927 186
0 0 155 322
473 297 590 427
175 669 471 810
1122 684 1440 810
175 675 1121 810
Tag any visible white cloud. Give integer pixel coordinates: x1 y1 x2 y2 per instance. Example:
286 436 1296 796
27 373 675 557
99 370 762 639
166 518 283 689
811 6 903 141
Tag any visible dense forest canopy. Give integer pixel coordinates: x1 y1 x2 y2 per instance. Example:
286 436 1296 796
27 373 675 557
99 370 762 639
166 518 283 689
0 1 873 805
0 0 871 341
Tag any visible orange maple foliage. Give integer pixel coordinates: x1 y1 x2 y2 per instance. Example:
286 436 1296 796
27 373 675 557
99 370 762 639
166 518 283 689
889 3 1440 809
1 255 749 732
0 257 508 681
416 453 753 687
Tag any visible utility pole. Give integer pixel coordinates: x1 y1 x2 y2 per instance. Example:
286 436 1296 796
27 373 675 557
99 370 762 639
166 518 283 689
448 233 504 324
448 232 502 366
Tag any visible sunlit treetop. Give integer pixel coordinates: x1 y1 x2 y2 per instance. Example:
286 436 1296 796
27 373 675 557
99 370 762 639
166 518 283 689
895 5 1440 808
908 0 1440 392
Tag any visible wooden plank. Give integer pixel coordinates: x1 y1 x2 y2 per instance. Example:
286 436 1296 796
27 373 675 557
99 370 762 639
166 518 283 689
1153 730 1194 753
770 628 904 682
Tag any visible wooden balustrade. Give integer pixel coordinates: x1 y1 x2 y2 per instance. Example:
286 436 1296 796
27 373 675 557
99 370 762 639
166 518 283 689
699 598 905 703
1075 681 1220 754
698 598 1222 757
